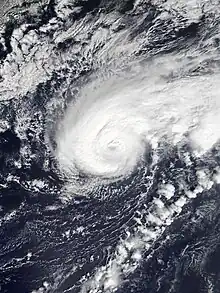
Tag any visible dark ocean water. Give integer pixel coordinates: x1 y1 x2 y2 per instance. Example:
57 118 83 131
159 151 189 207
1 1 220 293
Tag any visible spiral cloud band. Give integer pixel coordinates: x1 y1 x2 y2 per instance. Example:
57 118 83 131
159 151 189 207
56 58 220 191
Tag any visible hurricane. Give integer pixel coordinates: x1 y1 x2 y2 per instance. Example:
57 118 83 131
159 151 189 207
55 55 220 194
56 73 150 181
